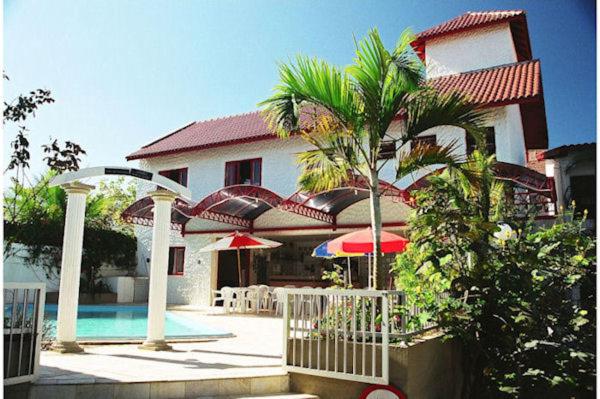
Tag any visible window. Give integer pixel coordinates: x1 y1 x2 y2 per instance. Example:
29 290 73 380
411 135 437 151
168 247 185 276
570 175 596 218
378 141 396 160
224 158 262 186
159 168 188 187
466 127 496 155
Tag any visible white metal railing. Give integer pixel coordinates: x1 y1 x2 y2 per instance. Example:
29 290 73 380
4 282 46 385
282 288 437 384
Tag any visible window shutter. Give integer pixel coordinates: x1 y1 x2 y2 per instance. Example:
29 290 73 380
252 159 262 185
225 163 237 186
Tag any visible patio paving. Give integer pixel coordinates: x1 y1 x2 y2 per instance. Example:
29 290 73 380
38 308 285 385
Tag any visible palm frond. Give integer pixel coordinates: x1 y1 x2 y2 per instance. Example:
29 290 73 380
259 55 360 137
347 28 424 139
296 114 367 192
396 141 461 180
391 28 424 89
403 89 490 144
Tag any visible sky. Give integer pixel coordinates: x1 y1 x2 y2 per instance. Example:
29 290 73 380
4 0 596 178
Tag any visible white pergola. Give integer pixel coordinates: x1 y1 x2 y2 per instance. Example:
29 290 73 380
48 166 192 353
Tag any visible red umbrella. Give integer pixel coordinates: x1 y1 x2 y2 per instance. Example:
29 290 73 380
327 228 409 289
327 227 409 254
199 232 282 286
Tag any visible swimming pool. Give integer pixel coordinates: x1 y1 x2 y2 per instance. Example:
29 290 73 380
43 304 232 341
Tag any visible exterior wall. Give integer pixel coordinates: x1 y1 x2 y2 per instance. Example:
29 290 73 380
130 105 527 305
494 104 527 165
546 154 596 211
4 243 130 295
135 225 215 305
3 244 60 292
137 137 314 201
425 23 518 78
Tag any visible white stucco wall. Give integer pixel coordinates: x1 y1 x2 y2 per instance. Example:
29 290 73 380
135 224 215 305
3 244 61 292
494 105 527 166
130 101 528 305
137 137 314 201
425 23 518 78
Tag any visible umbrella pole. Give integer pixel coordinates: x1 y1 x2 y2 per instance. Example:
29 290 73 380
367 254 372 289
347 257 351 286
237 248 243 286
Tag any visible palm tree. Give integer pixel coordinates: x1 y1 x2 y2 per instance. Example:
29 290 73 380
260 28 489 289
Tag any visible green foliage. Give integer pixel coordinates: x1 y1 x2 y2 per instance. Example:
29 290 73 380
4 171 138 296
261 28 489 288
321 263 353 289
392 152 596 398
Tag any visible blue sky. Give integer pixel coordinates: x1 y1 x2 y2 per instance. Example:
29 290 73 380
4 0 596 177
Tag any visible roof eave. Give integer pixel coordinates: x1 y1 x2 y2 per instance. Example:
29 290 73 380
125 134 279 162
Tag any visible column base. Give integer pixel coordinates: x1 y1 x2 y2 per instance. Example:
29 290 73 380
138 340 172 351
50 341 84 353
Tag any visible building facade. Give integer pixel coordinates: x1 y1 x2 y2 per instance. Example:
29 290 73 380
124 10 555 305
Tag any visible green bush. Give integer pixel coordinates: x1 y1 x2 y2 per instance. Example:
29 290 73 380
393 152 596 398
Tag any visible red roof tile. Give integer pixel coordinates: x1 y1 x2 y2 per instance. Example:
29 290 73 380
415 10 525 43
126 112 273 160
412 10 532 62
536 143 596 160
127 60 543 160
430 60 542 106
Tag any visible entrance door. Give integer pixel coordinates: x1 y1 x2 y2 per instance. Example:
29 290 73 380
217 250 250 288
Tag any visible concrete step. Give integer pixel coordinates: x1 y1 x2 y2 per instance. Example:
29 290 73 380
217 394 319 399
21 373 321 399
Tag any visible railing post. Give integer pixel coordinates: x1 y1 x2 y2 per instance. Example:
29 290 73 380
381 293 389 384
400 292 407 336
281 290 289 367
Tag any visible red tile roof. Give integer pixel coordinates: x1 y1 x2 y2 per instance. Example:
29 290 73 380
430 60 542 106
127 60 544 160
415 10 525 42
411 10 532 62
536 143 596 160
126 112 273 160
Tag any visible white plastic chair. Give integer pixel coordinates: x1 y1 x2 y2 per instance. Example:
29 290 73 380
245 285 269 314
272 287 286 315
259 285 272 312
220 286 236 313
211 289 224 307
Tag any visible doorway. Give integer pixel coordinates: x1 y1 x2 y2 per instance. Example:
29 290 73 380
217 250 250 288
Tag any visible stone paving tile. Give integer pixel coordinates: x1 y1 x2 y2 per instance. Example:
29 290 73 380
150 381 186 399
29 384 77 399
38 311 285 384
75 383 115 399
250 376 289 395
218 377 251 396
114 382 151 399
184 379 221 398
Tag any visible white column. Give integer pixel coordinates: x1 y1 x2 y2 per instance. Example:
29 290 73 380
51 182 94 353
140 190 177 351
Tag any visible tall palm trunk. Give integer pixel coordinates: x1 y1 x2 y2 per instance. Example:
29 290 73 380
368 168 383 289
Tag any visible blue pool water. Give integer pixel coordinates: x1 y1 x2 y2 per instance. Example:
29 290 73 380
42 304 231 341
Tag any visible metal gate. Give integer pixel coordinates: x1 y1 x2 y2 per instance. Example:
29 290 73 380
4 282 46 385
282 288 403 384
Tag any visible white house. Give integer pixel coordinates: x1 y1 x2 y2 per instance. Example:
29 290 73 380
538 143 596 225
124 10 555 305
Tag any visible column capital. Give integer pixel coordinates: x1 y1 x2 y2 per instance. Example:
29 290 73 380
62 181 95 195
147 189 178 203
